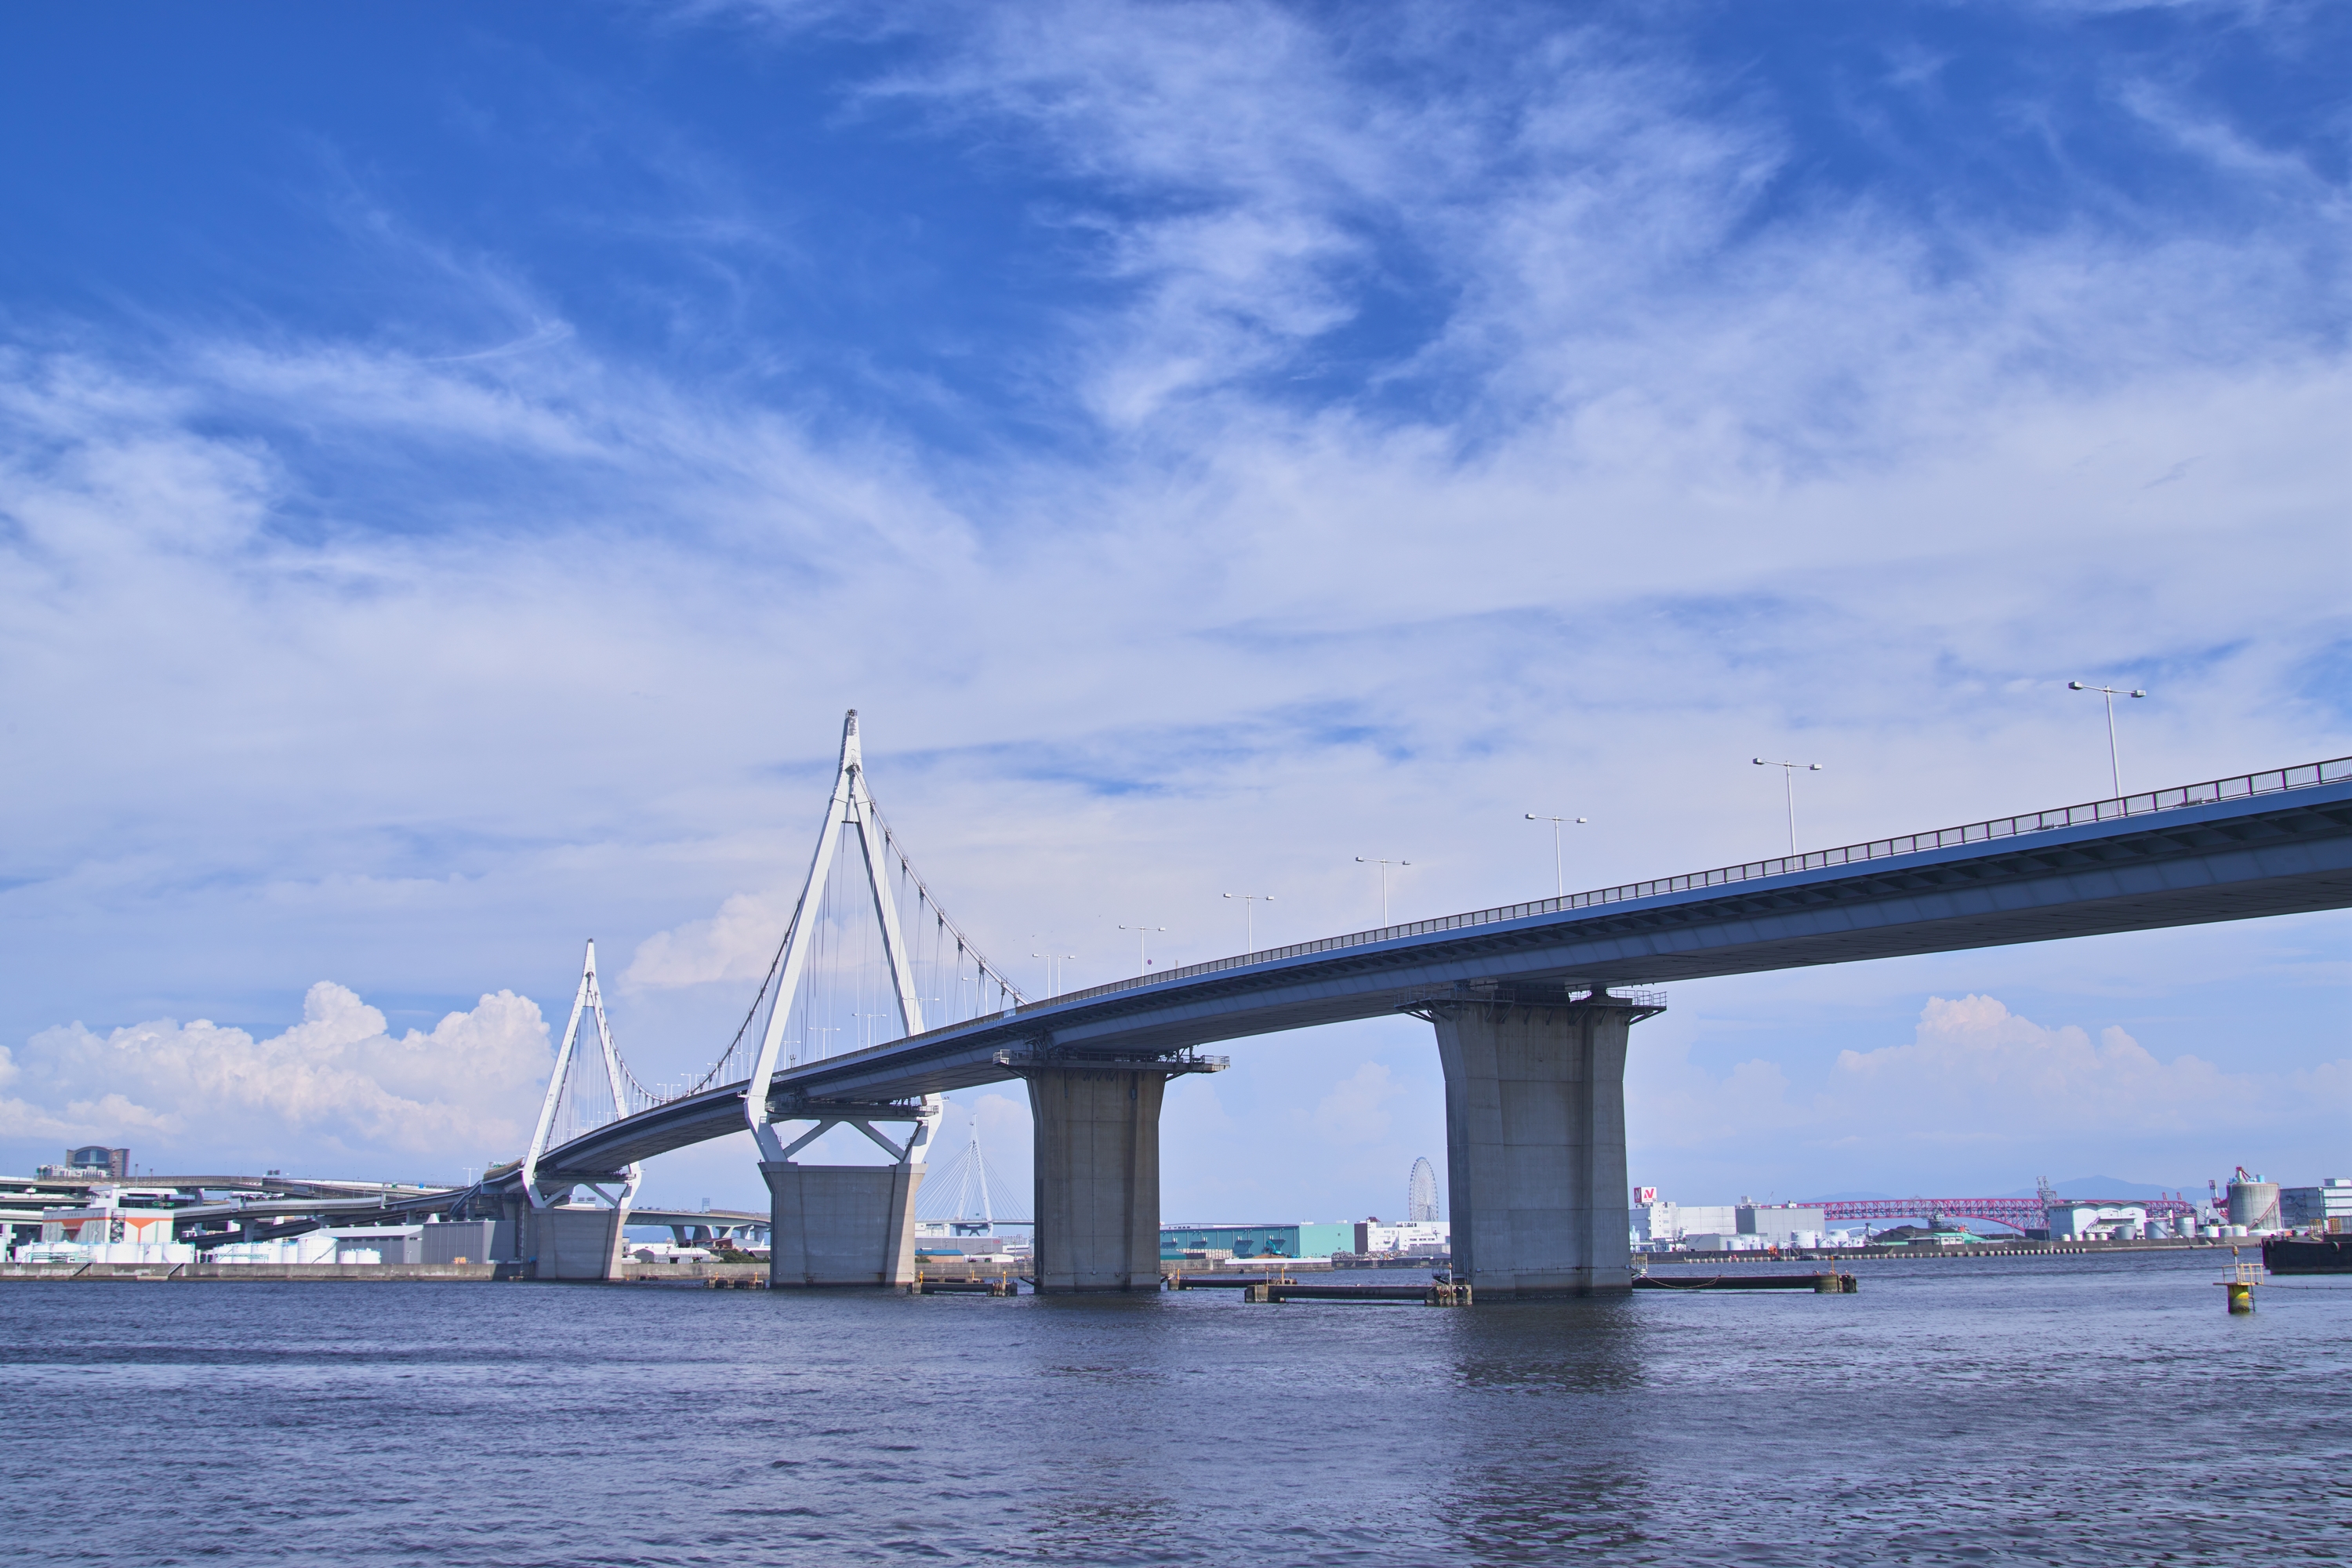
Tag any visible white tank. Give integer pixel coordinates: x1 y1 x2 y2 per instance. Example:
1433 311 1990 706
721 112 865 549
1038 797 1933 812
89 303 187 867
2228 1176 2281 1230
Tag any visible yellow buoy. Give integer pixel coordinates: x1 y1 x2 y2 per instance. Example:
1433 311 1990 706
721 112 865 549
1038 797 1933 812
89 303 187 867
2220 1248 2259 1313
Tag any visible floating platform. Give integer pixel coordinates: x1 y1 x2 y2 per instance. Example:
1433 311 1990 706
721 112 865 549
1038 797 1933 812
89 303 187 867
914 1276 1018 1295
2262 1236 2352 1275
1635 1272 1857 1292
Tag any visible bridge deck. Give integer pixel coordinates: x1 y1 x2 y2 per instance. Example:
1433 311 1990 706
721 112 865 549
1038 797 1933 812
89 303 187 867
524 760 2352 1184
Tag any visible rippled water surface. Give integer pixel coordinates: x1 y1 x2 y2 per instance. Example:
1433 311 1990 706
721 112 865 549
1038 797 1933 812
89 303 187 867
3 1250 2346 1566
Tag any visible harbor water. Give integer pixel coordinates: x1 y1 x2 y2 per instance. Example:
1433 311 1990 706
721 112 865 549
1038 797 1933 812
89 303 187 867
2 1247 2345 1566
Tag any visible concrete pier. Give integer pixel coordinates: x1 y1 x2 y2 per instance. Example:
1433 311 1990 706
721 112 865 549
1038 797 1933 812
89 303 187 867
528 1203 632 1281
1028 1068 1167 1292
1414 988 1661 1299
761 1162 924 1287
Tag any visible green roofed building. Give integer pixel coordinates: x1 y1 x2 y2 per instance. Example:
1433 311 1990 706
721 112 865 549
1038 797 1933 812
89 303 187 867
1160 1223 1356 1261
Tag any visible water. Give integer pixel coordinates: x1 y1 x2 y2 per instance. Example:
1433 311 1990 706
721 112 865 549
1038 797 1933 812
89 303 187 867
3 1250 2346 1566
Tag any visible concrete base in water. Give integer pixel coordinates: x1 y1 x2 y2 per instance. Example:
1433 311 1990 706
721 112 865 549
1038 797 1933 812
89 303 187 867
529 1203 633 1280
1029 1068 1166 1292
762 1162 923 1287
1420 990 1657 1299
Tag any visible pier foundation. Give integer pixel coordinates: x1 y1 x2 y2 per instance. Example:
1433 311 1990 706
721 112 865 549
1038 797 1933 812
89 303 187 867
1027 1067 1168 1292
761 1162 924 1288
1413 987 1663 1299
528 1202 632 1281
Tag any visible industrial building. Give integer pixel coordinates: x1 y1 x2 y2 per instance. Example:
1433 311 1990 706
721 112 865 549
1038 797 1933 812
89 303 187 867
2282 1178 2351 1231
1352 1220 1449 1255
38 1145 130 1180
2046 1203 2151 1240
1629 1195 1825 1248
1160 1223 1356 1260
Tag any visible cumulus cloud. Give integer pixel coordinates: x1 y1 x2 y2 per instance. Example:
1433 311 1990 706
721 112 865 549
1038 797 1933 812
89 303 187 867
2 983 550 1175
1828 995 2289 1132
625 894 790 990
1631 993 2350 1192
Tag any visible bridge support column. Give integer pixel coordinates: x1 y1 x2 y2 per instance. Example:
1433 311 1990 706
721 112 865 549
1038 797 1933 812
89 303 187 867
527 1201 633 1280
1412 987 1664 1300
1027 1068 1168 1293
761 1162 924 1287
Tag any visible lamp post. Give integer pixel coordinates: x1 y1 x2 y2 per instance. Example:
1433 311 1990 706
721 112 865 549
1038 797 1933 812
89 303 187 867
1751 758 1823 856
2067 681 2147 797
1355 856 1410 924
1029 949 1076 996
1523 813 1588 898
1116 924 1167 975
1222 891 1274 948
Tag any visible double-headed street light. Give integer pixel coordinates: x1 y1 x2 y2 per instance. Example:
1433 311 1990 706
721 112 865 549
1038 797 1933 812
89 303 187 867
2068 680 2147 797
1355 856 1410 925
1752 757 1823 856
1524 813 1588 898
1116 923 1167 975
1029 946 1077 996
1222 891 1274 949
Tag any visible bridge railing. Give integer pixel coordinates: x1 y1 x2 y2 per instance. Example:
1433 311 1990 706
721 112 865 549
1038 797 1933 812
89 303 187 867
1022 756 2352 1017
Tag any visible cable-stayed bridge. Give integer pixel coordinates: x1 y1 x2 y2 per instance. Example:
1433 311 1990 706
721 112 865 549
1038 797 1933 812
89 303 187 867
469 717 2349 1294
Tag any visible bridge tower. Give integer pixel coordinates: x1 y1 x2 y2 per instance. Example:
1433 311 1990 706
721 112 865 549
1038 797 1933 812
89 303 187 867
1406 984 1664 1298
517 939 642 1279
742 710 944 1287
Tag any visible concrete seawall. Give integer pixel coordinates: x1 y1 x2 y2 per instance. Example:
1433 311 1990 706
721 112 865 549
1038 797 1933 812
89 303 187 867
2 1261 518 1282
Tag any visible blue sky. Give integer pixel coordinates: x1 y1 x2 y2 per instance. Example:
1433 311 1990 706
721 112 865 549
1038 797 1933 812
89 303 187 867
1 1 2344 1214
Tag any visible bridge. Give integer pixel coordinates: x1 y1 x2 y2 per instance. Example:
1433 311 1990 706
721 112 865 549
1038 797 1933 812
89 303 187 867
434 717 2349 1295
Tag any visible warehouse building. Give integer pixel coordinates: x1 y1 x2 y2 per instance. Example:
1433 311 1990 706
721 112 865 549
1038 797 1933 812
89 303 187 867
1160 1222 1356 1260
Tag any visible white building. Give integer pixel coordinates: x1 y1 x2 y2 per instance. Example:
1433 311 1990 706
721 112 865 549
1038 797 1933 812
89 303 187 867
1630 1195 1828 1248
1354 1220 1450 1255
2046 1203 2147 1240
12 1186 193 1265
1737 1203 1828 1244
2282 1178 2352 1231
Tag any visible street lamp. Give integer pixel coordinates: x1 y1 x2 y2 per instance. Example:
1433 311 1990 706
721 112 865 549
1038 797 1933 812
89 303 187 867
1116 924 1167 974
1029 949 1076 996
1222 891 1274 949
1355 856 1410 924
1524 813 1589 898
2067 681 2147 798
1752 758 1823 856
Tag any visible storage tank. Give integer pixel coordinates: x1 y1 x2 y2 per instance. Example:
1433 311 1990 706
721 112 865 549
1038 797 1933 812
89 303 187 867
2227 1168 2281 1231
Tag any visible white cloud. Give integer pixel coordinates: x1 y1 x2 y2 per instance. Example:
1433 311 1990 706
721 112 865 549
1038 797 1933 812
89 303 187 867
626 893 789 990
1312 1062 1403 1145
1828 994 2284 1132
1630 993 2350 1196
2 3 2343 1210
3 983 550 1175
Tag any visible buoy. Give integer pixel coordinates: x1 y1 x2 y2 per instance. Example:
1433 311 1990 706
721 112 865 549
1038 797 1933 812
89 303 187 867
2220 1248 2260 1313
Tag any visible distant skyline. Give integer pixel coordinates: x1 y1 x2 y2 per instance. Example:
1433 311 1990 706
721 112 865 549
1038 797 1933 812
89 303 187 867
1 2 2344 1213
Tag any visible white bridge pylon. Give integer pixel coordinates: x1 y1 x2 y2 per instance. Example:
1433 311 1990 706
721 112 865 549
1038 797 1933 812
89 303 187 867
746 709 971 1167
521 939 644 1211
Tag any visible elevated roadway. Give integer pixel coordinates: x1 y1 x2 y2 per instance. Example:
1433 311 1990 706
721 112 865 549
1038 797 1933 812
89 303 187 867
521 757 2352 1188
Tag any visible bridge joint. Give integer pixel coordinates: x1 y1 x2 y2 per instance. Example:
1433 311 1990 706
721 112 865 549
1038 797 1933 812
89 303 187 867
990 1044 1229 1076
1396 980 1668 1025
